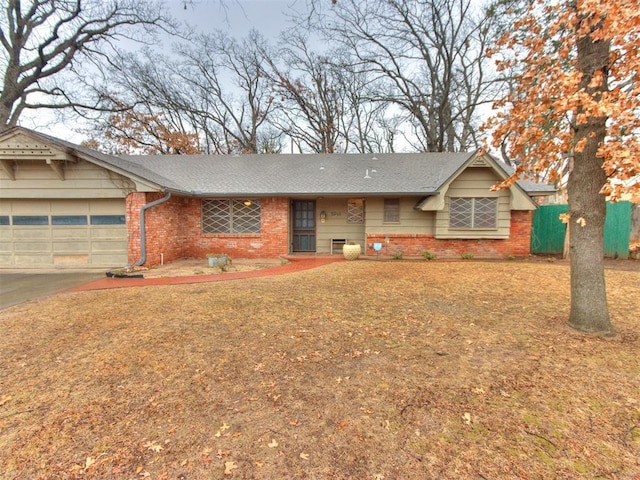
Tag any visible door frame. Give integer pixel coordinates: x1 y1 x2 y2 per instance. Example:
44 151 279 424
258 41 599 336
291 199 316 253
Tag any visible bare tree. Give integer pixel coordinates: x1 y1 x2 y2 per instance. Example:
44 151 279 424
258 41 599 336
309 0 503 152
260 35 346 153
91 30 281 154
173 30 280 154
0 0 176 131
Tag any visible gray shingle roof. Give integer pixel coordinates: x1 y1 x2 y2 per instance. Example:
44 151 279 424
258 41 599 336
4 127 555 197
117 152 475 196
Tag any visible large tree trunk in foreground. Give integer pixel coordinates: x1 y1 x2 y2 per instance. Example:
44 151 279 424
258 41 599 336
567 13 614 336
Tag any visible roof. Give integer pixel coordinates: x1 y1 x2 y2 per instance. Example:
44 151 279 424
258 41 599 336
1 126 555 197
116 152 476 196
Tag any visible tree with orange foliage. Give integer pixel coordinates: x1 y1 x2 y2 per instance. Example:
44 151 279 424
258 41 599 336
485 0 639 335
87 109 200 155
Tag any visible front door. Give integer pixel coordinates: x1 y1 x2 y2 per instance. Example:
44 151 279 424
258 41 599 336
292 200 316 252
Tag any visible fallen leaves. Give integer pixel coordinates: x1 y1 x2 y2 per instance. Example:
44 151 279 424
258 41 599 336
224 461 238 475
143 441 163 453
215 422 230 438
0 261 638 479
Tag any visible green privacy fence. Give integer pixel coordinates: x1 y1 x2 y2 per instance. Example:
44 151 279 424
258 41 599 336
530 202 632 258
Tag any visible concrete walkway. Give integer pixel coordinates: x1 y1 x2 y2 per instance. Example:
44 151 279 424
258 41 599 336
70 256 345 292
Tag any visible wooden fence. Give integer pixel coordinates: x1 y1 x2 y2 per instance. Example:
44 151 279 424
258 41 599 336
530 202 632 258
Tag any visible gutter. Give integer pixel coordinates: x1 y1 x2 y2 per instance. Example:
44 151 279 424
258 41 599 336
134 191 172 267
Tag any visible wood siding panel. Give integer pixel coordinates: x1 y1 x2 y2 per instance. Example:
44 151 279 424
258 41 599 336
0 160 135 199
315 197 366 253
365 197 435 235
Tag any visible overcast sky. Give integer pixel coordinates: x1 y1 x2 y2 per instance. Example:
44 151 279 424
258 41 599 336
22 0 306 141
175 0 300 38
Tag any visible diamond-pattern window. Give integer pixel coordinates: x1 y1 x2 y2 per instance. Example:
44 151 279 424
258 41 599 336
202 199 261 234
347 199 364 224
473 197 497 228
449 197 497 229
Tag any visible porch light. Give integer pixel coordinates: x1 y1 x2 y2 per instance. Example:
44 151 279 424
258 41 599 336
243 199 253 206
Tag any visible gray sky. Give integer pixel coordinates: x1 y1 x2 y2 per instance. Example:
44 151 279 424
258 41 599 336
22 0 303 142
176 0 298 38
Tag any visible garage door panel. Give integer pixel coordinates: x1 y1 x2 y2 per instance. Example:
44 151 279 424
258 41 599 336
91 253 127 265
91 240 128 251
14 254 52 265
1 199 127 267
54 255 89 266
90 227 127 239
53 241 90 253
52 228 90 239
11 228 50 239
14 241 52 252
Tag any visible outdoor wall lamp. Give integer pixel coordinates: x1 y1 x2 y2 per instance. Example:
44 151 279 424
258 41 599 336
243 199 253 206
320 211 326 223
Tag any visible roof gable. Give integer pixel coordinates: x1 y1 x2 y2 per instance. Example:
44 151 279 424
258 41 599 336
416 152 541 211
0 127 165 191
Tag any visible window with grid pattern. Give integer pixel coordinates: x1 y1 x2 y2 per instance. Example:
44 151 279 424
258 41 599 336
449 197 497 229
347 199 364 224
383 198 400 223
202 199 261 234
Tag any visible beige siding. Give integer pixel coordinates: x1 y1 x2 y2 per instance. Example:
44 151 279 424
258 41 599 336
365 197 435 235
0 159 135 198
315 197 366 253
0 199 127 267
435 167 511 239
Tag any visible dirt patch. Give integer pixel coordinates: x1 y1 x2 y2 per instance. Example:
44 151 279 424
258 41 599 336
128 257 287 278
0 261 638 479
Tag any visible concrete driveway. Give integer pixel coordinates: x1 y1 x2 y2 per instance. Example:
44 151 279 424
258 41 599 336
0 271 105 310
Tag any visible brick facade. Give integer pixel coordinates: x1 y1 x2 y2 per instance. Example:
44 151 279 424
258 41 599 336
127 194 532 265
365 210 533 258
126 194 289 265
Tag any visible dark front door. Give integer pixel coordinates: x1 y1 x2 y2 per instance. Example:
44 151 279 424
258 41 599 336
292 200 316 252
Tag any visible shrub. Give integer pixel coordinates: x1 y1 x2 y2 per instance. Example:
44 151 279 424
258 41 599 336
422 250 436 260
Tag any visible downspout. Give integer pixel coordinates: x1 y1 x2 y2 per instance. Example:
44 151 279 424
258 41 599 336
134 191 172 267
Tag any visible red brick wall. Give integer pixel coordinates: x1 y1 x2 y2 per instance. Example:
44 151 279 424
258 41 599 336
365 210 533 258
126 193 532 265
126 194 290 266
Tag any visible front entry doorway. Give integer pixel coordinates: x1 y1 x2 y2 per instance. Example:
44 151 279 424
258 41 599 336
292 200 316 252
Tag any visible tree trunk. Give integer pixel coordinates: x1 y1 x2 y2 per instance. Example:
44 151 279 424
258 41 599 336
567 12 614 336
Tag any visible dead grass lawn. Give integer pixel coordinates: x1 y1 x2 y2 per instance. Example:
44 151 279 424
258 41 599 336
1 260 639 479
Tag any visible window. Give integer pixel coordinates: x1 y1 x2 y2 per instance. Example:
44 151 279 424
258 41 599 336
347 199 364 224
384 198 400 223
53 215 88 225
12 215 49 225
449 197 497 229
202 199 261 234
90 215 125 225
0 216 9 226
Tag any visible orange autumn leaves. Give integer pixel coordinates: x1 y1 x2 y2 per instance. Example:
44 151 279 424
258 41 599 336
484 0 640 201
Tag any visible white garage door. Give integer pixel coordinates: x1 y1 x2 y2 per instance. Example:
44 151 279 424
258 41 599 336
0 199 128 267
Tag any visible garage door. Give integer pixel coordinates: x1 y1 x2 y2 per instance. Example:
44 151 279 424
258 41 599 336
0 199 127 267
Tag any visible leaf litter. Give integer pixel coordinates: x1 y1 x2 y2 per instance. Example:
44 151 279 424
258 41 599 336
0 260 638 479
